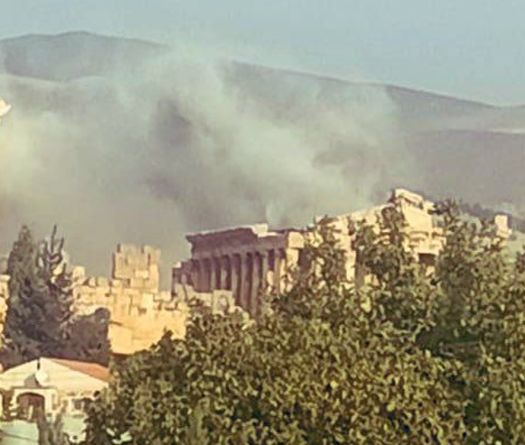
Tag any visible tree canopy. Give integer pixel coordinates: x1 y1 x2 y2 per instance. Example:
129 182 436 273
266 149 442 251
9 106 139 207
1 225 110 369
81 200 525 444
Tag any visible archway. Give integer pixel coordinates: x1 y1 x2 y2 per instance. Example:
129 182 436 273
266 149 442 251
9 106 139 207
17 392 45 422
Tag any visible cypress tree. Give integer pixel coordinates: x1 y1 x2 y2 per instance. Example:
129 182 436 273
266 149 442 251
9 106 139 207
1 225 41 366
34 225 74 355
0 225 110 368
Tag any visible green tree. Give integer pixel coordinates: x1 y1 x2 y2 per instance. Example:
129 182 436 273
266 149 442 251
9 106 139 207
1 225 41 365
352 205 436 336
1 225 74 367
83 217 465 445
424 202 525 444
354 201 525 444
1 225 110 368
62 308 111 366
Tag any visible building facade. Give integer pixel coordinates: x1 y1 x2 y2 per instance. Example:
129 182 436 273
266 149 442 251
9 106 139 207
0 357 109 421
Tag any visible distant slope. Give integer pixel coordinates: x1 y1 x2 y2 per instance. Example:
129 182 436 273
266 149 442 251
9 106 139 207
0 32 501 124
405 129 525 210
0 31 167 81
1 31 525 274
226 62 497 130
1 32 524 206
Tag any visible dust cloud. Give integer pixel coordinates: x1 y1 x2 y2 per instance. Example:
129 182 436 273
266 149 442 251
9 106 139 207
0 46 418 280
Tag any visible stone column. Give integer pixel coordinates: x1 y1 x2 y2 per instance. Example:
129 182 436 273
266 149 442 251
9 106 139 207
274 249 285 294
251 252 262 314
220 256 230 290
260 251 269 295
202 259 212 292
216 258 222 289
231 254 241 304
192 260 202 292
210 258 217 291
241 253 253 311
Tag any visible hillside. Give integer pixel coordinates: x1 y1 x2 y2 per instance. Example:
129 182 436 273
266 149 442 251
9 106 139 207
0 31 167 81
0 31 524 275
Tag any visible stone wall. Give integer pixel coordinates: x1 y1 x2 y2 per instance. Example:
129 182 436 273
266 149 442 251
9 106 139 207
73 244 238 355
109 284 241 355
73 244 165 318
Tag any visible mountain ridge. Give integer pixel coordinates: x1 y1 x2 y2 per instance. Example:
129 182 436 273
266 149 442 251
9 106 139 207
1 31 524 276
0 31 513 108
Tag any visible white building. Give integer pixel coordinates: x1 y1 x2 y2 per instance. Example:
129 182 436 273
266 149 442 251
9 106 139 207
0 357 109 421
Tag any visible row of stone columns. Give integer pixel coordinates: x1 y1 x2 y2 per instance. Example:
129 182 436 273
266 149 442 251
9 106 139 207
188 248 289 313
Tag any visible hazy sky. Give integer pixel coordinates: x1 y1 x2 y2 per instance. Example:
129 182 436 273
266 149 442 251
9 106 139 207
1 0 525 104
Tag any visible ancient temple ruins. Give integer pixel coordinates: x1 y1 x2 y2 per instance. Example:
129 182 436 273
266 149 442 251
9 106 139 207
0 188 512 354
172 189 512 314
172 225 305 314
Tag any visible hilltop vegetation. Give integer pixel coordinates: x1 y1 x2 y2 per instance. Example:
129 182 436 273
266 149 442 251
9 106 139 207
81 202 525 444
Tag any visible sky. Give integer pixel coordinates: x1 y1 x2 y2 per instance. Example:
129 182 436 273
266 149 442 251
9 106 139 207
1 0 525 105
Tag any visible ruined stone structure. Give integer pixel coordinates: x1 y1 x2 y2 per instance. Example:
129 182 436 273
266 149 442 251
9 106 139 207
0 188 512 354
173 189 512 314
73 244 166 318
73 244 237 355
173 225 306 314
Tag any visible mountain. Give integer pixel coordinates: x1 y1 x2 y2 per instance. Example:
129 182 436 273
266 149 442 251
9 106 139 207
0 31 524 276
0 31 167 81
0 32 503 125
2 31 520 134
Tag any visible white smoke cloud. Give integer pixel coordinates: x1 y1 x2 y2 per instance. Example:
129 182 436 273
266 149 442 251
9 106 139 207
0 46 419 282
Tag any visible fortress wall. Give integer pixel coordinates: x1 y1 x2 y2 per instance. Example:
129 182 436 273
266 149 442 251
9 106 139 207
73 244 237 355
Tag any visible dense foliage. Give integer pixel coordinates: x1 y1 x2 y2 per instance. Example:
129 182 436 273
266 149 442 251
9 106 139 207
79 202 525 444
1 225 110 368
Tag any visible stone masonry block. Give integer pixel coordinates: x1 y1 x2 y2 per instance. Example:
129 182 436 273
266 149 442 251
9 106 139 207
96 277 109 287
